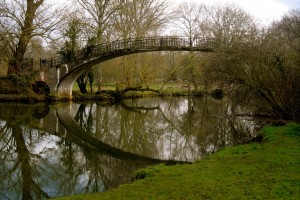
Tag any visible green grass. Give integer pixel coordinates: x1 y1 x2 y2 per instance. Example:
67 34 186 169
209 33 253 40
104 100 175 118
53 123 300 200
72 82 204 97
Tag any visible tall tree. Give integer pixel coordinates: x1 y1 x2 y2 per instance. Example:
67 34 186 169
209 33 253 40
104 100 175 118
256 9 300 120
59 18 81 64
174 2 206 40
174 2 207 92
76 0 124 92
112 0 171 87
204 6 300 120
204 3 256 47
59 18 90 94
203 3 259 88
77 0 123 43
0 0 63 75
112 0 170 38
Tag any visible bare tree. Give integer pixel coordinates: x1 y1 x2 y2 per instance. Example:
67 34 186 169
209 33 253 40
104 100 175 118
75 0 124 92
112 0 171 87
112 0 170 38
273 9 300 56
204 3 257 46
172 2 207 92
204 6 300 120
174 2 206 40
76 0 124 43
202 4 260 96
257 9 300 120
0 0 64 75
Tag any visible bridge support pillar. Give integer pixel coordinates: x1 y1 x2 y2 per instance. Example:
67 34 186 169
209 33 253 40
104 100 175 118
44 67 59 97
56 86 73 100
44 64 73 100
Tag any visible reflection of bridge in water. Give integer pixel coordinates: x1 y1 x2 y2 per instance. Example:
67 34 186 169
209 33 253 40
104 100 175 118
54 104 188 164
0 103 187 164
0 98 261 199
0 103 189 199
40 36 216 98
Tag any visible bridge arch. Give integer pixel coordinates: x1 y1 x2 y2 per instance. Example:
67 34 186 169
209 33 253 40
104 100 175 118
41 36 216 99
55 104 188 164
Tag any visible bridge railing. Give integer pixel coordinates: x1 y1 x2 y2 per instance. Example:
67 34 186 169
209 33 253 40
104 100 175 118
40 36 216 69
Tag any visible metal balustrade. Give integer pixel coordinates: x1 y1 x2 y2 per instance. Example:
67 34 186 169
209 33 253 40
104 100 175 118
40 36 216 70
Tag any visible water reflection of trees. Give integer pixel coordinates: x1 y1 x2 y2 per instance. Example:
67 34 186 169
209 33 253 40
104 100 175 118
72 97 259 162
0 104 51 200
0 123 50 200
0 104 154 199
0 98 260 199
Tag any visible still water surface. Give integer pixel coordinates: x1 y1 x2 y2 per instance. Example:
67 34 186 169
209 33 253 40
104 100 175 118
0 97 261 199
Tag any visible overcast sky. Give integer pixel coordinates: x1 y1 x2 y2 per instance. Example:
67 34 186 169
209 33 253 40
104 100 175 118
171 0 299 25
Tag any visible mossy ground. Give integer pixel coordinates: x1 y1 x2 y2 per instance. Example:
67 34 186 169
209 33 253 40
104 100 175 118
54 123 300 200
72 83 206 102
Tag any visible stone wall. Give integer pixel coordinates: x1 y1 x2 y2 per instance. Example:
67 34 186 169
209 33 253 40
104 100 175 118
0 77 20 94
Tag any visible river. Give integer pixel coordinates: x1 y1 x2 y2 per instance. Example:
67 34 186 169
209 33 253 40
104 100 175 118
0 96 262 199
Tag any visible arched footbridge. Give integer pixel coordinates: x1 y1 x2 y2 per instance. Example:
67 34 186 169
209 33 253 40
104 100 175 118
41 36 216 98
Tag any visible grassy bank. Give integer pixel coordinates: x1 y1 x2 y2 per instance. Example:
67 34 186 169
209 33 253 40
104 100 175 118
72 83 207 102
0 82 209 102
0 93 46 102
54 123 300 200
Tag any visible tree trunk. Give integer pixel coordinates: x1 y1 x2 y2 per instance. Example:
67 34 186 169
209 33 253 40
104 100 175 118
8 0 45 75
76 72 88 94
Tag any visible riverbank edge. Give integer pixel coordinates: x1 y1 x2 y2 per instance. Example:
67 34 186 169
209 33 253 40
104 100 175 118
53 123 300 200
0 89 221 103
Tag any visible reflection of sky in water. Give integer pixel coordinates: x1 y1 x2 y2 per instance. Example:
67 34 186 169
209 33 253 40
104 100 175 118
29 133 58 155
0 98 262 199
62 97 260 162
157 133 200 161
0 120 6 127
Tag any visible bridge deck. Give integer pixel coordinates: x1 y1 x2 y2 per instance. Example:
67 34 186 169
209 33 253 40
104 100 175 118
41 36 216 70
